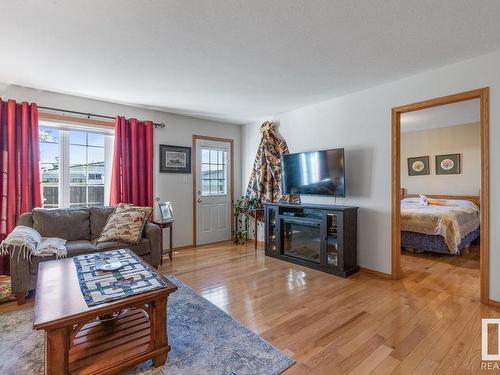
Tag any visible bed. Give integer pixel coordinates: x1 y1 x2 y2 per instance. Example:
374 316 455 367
400 189 480 255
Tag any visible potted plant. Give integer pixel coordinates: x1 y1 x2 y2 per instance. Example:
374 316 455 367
233 195 260 244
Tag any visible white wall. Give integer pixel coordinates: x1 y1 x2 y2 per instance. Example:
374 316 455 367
0 84 242 248
401 123 480 196
242 49 500 301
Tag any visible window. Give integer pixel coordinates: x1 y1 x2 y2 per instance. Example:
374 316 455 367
40 127 60 208
201 147 227 196
39 123 113 208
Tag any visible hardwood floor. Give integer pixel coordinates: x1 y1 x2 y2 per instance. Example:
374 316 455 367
401 245 481 301
1 242 499 374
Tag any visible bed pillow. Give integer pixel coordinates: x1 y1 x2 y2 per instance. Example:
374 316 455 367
401 197 420 204
96 206 152 245
418 195 429 206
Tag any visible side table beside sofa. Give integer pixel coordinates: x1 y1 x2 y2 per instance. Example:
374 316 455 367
152 220 174 265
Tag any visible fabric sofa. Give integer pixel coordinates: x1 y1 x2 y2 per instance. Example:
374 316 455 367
11 206 161 304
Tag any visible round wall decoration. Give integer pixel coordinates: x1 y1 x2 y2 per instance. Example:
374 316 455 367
440 158 454 171
412 161 425 172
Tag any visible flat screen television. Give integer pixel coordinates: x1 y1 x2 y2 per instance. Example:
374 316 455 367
281 148 345 197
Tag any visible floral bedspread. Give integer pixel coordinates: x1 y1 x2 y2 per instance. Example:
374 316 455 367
401 198 480 254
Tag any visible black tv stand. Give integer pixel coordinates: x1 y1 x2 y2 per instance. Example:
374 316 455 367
264 202 358 277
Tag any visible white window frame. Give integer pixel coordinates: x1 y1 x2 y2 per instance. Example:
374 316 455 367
40 120 114 208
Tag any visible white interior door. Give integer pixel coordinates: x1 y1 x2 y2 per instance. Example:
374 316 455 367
195 139 231 245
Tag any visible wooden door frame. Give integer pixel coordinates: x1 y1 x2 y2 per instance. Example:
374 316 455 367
192 135 235 247
391 87 490 304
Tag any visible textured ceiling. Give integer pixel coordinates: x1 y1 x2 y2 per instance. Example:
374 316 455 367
1 0 500 124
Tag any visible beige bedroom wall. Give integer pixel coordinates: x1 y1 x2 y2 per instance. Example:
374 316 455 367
401 123 480 196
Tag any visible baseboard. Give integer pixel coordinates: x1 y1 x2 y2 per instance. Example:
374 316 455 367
488 299 500 308
172 244 194 250
193 240 236 248
359 266 392 279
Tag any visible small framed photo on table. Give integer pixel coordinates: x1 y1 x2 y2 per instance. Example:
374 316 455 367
159 202 174 222
159 145 191 173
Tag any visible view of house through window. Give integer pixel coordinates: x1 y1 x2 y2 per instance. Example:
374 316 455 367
40 127 60 207
39 123 113 208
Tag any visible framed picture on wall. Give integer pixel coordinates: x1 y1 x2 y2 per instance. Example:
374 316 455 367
436 153 461 175
159 144 191 173
407 156 430 176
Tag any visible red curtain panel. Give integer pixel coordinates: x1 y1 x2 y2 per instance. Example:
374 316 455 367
110 116 154 207
0 99 42 275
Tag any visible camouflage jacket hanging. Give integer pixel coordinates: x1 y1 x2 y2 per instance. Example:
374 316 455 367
245 121 293 205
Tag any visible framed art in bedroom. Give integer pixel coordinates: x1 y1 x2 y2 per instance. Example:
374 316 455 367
159 144 191 173
436 153 461 175
407 156 430 176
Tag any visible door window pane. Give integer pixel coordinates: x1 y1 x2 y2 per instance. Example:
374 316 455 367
200 147 228 196
202 149 210 163
210 180 219 194
217 166 225 179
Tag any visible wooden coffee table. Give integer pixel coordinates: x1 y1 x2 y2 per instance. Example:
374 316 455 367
33 255 177 375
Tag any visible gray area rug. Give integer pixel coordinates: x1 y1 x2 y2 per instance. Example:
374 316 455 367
0 276 294 375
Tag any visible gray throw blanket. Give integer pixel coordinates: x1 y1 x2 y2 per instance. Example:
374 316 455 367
0 225 67 261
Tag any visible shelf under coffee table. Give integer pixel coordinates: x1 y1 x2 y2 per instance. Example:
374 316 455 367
33 255 177 375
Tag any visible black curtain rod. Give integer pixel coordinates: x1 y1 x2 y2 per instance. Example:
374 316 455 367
38 105 166 128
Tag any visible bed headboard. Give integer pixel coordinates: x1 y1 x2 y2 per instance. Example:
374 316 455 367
401 188 480 208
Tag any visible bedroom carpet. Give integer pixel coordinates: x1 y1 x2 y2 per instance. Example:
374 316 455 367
0 276 294 375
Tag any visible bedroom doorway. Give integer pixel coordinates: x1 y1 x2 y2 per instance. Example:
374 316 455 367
391 88 490 304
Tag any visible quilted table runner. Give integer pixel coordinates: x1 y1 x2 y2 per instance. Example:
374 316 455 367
73 249 168 306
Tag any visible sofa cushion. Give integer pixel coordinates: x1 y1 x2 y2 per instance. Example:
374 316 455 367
66 240 97 257
17 212 33 227
89 207 115 240
32 208 91 241
29 240 96 273
97 238 151 257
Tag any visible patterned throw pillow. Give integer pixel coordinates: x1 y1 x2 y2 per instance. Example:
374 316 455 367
96 205 152 245
115 203 152 219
